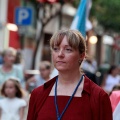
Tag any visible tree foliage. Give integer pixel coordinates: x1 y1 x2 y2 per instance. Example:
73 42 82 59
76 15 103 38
29 0 120 32
71 0 120 32
91 0 120 32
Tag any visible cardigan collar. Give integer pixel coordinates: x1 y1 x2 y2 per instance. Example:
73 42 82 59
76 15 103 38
44 75 91 95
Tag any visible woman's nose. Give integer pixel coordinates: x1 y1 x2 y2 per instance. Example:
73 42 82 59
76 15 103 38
58 49 64 57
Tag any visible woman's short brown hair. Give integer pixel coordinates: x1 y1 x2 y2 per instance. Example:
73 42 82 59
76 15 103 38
50 29 86 54
1 78 23 98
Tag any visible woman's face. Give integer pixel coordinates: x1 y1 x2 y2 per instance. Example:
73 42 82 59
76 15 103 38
3 51 16 65
52 36 85 72
112 67 119 76
39 65 51 79
4 80 16 98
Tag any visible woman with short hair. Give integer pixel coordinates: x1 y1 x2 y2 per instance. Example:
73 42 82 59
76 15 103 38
27 29 112 120
26 61 51 92
0 47 24 86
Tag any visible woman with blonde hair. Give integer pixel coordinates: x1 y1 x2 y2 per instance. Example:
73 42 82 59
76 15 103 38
0 47 24 86
27 29 112 120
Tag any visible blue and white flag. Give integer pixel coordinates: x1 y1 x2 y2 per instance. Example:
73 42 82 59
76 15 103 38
70 0 92 38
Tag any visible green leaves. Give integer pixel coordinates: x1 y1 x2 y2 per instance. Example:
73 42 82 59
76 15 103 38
91 0 120 32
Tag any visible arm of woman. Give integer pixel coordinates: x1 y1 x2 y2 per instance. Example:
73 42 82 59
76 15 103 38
19 106 25 120
99 92 113 120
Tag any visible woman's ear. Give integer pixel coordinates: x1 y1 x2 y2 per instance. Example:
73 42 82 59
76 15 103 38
79 52 85 60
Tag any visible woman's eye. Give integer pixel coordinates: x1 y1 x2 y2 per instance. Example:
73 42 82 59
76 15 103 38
65 48 72 52
53 47 59 51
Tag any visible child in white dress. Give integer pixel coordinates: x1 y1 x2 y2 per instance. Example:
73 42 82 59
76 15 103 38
0 78 26 120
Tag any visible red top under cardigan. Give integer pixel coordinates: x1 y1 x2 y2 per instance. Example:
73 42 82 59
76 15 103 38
27 75 113 120
37 96 92 120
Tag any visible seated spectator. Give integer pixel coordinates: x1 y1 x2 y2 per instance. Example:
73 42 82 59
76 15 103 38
26 61 51 92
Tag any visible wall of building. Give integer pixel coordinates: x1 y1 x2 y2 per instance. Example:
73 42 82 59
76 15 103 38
0 0 8 50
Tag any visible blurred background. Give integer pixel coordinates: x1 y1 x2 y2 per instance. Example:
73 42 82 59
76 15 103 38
0 0 120 71
0 0 120 119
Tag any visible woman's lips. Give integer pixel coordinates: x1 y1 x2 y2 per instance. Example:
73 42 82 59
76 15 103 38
56 61 66 64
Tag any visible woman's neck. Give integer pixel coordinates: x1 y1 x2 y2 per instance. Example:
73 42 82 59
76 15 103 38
58 69 82 85
2 64 13 72
49 69 84 96
111 74 117 77
7 95 16 99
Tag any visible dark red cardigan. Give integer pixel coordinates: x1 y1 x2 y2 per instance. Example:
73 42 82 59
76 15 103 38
27 75 113 120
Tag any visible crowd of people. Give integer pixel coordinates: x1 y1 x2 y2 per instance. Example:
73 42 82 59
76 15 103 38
0 47 52 120
0 30 120 120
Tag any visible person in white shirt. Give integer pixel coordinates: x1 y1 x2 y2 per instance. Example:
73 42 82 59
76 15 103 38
0 78 26 120
104 65 120 93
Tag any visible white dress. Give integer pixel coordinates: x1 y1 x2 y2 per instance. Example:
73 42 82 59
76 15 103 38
0 97 26 120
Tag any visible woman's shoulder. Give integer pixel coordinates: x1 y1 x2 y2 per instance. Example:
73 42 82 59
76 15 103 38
84 75 107 96
0 98 12 105
15 97 26 101
13 65 21 70
28 77 56 112
15 98 27 106
31 84 44 96
31 76 56 96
